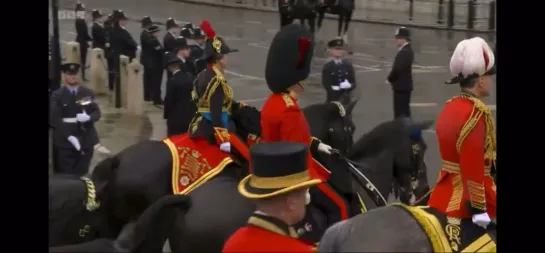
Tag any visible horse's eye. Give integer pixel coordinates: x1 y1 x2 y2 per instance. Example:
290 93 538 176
329 128 334 132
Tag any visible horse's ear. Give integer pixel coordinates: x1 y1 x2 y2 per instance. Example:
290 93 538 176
345 100 358 114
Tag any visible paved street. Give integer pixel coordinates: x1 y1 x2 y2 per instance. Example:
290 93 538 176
53 0 496 187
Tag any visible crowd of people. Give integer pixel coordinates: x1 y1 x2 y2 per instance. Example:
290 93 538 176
48 1 496 251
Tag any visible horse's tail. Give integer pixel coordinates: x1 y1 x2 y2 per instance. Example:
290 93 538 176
129 195 192 253
91 155 120 183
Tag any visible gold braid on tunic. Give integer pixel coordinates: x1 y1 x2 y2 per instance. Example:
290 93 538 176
195 66 233 114
452 91 496 211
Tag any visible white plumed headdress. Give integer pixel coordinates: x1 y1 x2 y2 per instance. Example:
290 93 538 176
447 37 495 84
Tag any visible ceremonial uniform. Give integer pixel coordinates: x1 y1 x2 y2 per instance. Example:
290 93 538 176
111 11 138 60
91 10 107 50
164 51 196 136
50 63 101 176
223 142 320 253
164 18 179 79
74 3 91 80
189 28 207 75
188 20 241 147
428 37 497 222
140 16 153 101
261 25 350 227
322 39 356 103
104 13 115 90
387 27 414 119
140 25 164 103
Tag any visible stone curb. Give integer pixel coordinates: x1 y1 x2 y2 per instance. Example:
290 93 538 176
168 0 495 34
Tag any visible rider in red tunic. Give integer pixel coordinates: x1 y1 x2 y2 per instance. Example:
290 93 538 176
259 25 350 222
427 37 496 229
223 142 319 253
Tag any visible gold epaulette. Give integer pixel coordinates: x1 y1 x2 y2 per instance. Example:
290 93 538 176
282 94 294 107
455 95 495 157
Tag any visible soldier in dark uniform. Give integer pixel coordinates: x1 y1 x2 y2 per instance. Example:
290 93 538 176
141 25 164 106
189 27 207 75
321 38 356 104
386 27 414 119
171 36 195 78
188 20 243 152
140 16 155 102
111 10 138 60
163 18 179 79
104 13 115 90
163 53 196 136
91 10 107 50
74 2 91 80
50 63 101 176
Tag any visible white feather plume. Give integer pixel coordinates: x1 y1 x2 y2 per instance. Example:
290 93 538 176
449 37 495 77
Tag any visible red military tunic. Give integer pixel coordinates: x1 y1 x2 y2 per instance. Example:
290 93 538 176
222 212 315 253
260 91 348 220
427 92 496 218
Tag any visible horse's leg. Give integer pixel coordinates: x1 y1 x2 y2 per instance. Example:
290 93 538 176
316 9 326 40
309 16 316 35
342 11 353 43
337 13 343 38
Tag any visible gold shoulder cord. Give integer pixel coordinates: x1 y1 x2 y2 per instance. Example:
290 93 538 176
455 94 496 160
80 176 100 211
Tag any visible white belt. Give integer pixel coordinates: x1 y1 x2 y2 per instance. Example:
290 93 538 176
62 118 78 123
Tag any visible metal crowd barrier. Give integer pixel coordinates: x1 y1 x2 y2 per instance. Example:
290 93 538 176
174 0 496 31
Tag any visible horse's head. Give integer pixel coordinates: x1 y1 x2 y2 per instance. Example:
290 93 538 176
304 101 357 154
346 118 433 205
229 105 262 171
49 175 108 246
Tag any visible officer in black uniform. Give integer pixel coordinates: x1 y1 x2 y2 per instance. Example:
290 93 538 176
322 38 356 104
140 16 155 102
74 2 91 80
164 18 180 79
91 10 107 50
163 53 197 136
190 27 207 75
386 27 414 119
50 63 101 176
141 25 165 106
104 13 115 90
171 36 195 78
111 10 138 60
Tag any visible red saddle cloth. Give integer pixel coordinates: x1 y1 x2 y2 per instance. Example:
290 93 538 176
163 133 234 194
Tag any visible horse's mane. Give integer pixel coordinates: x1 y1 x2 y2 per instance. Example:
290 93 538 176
347 120 407 160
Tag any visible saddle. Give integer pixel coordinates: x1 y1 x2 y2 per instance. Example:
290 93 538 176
395 204 496 252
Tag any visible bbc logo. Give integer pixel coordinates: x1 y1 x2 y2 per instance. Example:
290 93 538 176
58 10 85 20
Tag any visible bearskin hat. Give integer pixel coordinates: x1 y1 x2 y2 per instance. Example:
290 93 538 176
200 20 238 61
265 24 314 93
446 37 496 84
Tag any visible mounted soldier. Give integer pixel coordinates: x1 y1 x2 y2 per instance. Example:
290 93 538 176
188 20 246 153
322 38 356 104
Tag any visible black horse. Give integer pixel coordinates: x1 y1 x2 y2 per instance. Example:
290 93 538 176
316 0 355 43
48 102 356 250
49 194 192 252
278 0 320 34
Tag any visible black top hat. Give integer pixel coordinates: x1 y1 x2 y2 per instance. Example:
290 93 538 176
166 18 179 29
113 10 127 20
141 16 153 28
91 9 103 20
61 63 81 75
327 38 345 48
148 25 160 33
238 142 321 199
193 27 205 38
180 28 194 39
164 52 182 68
174 36 189 50
75 2 85 11
395 27 411 39
200 20 238 61
265 24 314 93
183 23 195 30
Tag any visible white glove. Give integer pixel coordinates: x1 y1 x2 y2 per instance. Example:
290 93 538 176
95 144 111 154
340 79 352 89
305 189 311 205
67 136 81 151
220 142 231 153
317 143 333 154
76 112 91 123
472 212 491 229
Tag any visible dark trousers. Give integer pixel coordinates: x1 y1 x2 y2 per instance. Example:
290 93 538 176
79 44 88 79
150 68 164 103
143 66 153 101
55 147 94 176
107 56 115 91
393 90 412 119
